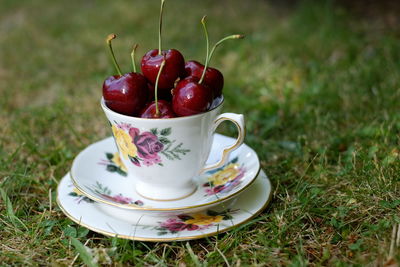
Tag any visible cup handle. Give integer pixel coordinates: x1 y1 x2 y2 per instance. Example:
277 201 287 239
202 113 245 173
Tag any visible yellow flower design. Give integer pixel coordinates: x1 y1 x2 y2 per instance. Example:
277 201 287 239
72 187 84 196
112 125 137 159
208 163 241 186
111 152 127 172
185 214 223 225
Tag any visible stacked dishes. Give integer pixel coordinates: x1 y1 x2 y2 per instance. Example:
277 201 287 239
57 134 272 241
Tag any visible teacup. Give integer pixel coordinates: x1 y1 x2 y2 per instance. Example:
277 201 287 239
101 97 245 201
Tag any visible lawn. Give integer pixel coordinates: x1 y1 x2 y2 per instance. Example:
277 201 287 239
1 0 399 265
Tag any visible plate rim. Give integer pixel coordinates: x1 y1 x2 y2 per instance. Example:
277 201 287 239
57 171 272 242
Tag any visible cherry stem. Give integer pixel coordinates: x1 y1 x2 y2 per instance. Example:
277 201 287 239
131 44 138 73
106 34 122 76
154 59 166 117
199 16 209 84
158 0 165 55
208 34 245 64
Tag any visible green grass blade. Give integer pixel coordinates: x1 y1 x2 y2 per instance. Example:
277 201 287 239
0 187 28 231
70 237 98 267
185 242 205 267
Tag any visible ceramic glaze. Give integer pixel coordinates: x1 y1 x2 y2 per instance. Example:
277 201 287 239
101 98 245 200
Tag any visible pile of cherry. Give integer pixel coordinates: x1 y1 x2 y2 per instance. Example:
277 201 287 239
103 0 243 118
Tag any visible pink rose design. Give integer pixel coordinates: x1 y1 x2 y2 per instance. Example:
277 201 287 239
205 169 245 195
186 224 200 231
205 185 226 195
130 156 141 167
118 123 132 131
111 194 132 204
129 128 164 166
128 127 140 139
160 219 188 232
133 200 144 206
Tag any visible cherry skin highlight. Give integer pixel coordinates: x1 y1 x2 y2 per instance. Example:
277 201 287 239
172 76 213 117
141 49 185 90
184 60 224 98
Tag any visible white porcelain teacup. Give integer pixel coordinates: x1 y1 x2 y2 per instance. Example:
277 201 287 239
101 97 245 201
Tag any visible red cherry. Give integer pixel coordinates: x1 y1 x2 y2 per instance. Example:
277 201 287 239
147 82 172 102
141 49 185 90
102 35 148 116
140 100 175 118
103 73 148 116
172 77 213 116
184 60 224 97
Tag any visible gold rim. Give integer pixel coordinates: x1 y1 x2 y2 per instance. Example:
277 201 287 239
56 176 273 242
69 147 261 211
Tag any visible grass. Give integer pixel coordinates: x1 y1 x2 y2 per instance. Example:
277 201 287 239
0 0 399 265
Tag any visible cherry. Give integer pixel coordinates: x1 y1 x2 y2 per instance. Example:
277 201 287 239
184 60 224 98
147 82 172 101
141 0 185 90
172 76 212 116
140 100 175 118
141 59 175 118
102 35 148 116
142 49 184 90
103 74 148 115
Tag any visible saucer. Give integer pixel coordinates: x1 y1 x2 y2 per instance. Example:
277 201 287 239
70 134 260 212
57 170 272 241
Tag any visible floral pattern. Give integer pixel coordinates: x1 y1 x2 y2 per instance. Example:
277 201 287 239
155 209 235 235
203 157 245 195
68 187 94 204
98 152 127 177
89 182 144 206
111 123 190 167
112 125 138 159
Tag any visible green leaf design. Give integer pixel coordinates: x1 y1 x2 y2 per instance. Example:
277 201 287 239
129 155 140 165
106 165 117 172
178 215 194 221
160 127 171 136
116 168 127 177
207 209 233 219
161 150 174 160
206 210 220 216
206 157 240 175
231 156 239 164
94 181 112 195
68 192 78 197
106 152 114 160
157 231 168 236
223 214 233 220
161 141 190 161
150 128 158 135
84 197 95 203
159 137 171 145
